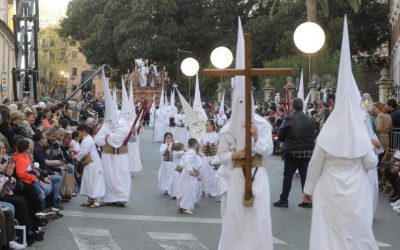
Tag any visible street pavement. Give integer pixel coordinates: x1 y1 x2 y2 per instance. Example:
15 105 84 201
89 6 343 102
30 127 400 250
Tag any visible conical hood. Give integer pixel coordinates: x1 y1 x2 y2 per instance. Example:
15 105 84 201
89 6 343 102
304 90 311 112
120 77 135 123
101 69 118 124
128 81 136 118
129 81 135 107
159 85 165 111
150 93 156 113
219 17 260 149
120 77 129 115
317 15 370 158
170 88 177 116
297 69 304 101
113 86 117 106
164 90 169 107
193 74 208 121
219 93 225 114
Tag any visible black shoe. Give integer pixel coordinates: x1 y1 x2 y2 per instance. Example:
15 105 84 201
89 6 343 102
389 195 400 202
389 193 399 199
298 202 313 208
273 200 288 207
38 219 48 228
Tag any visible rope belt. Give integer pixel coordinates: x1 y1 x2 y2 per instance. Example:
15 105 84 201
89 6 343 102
233 154 263 168
102 144 128 155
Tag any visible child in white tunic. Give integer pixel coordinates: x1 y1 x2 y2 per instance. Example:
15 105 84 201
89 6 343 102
74 124 105 208
157 132 175 194
168 142 185 198
199 120 219 199
176 138 202 215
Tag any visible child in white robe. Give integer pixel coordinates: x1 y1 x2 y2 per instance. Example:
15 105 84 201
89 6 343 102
168 142 185 198
176 138 202 215
199 120 219 199
157 132 175 194
73 124 105 208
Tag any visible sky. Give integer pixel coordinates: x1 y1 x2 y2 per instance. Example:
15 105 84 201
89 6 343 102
39 0 72 27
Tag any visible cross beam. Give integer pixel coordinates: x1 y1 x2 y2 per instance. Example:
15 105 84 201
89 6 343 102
203 33 292 206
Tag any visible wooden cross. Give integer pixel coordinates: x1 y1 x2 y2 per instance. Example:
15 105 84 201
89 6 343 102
203 33 292 206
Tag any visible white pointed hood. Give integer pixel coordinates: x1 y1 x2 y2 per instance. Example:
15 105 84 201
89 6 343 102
159 85 165 112
219 93 225 114
304 90 311 112
120 77 135 124
219 17 268 149
192 74 208 121
101 70 119 124
297 69 304 101
170 89 177 116
113 87 117 106
164 90 169 108
150 93 156 113
316 15 370 158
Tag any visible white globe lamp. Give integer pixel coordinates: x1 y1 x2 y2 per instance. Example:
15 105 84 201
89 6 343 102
181 57 199 77
210 46 233 69
293 22 325 54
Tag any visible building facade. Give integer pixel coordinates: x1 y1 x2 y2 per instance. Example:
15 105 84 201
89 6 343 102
38 26 103 100
0 0 15 101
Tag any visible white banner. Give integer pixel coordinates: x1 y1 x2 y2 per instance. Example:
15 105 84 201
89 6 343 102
176 89 205 140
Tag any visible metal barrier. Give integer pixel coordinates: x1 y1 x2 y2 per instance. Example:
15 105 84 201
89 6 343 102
389 127 400 155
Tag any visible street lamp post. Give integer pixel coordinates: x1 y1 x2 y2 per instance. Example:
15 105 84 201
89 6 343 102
293 21 325 102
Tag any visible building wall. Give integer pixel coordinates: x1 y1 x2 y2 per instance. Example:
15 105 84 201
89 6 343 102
38 26 103 100
0 0 15 101
390 0 400 86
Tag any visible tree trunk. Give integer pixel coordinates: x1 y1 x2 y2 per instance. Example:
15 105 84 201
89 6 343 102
306 0 319 81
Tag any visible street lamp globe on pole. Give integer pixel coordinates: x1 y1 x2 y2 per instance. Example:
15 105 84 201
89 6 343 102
210 46 233 69
293 21 325 102
181 57 199 100
293 22 325 54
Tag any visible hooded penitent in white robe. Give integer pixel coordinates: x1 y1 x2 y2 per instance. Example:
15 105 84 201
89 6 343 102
94 71 132 203
199 131 219 197
76 135 105 199
154 108 166 142
217 17 274 250
303 16 378 250
95 122 132 203
121 79 143 173
175 148 202 211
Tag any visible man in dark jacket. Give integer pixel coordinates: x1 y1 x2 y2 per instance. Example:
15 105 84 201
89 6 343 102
274 98 316 208
386 99 400 129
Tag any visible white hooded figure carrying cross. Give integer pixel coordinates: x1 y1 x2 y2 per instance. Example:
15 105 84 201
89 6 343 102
303 16 379 250
216 18 275 250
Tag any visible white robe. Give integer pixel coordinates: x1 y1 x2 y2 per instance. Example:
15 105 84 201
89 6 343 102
76 135 105 199
149 110 155 128
218 123 274 250
157 143 174 192
169 150 184 197
176 149 202 211
128 136 143 173
199 131 219 196
304 144 379 250
174 113 188 146
154 109 166 142
94 123 132 203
